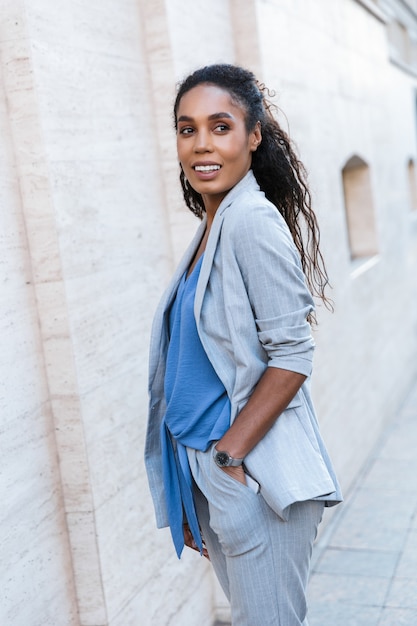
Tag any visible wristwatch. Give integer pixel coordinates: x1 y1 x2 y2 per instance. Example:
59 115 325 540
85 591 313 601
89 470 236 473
213 447 244 467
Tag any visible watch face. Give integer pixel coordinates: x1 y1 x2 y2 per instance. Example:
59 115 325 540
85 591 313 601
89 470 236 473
215 451 230 467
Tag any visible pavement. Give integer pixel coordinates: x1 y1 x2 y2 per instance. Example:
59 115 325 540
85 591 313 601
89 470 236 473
307 380 417 626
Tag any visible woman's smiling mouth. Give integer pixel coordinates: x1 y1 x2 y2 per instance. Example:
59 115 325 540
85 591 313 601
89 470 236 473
193 164 221 172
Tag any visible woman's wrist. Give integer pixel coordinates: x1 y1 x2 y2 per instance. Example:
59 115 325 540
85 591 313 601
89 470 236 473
215 440 247 462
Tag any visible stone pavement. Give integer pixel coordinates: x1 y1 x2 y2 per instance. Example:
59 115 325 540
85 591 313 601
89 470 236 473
307 380 417 626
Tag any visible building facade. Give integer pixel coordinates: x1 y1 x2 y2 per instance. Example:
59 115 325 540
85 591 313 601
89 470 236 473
1 0 416 624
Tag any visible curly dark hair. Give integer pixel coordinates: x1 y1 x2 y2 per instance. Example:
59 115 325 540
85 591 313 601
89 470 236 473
173 63 331 309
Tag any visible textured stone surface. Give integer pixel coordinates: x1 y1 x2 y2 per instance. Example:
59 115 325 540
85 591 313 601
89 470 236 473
0 4 80 624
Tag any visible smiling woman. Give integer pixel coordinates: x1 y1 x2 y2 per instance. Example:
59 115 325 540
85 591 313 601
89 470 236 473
145 64 342 626
176 87 260 217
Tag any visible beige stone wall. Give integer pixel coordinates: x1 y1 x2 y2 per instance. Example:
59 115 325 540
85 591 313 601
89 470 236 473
0 29 79 626
1 0 416 625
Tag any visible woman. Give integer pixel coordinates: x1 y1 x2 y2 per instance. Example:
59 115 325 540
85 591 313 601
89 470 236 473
145 64 342 626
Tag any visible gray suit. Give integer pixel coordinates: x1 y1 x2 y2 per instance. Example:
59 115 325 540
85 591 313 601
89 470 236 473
145 170 342 530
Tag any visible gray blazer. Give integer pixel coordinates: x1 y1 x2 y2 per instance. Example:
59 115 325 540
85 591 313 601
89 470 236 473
145 171 342 528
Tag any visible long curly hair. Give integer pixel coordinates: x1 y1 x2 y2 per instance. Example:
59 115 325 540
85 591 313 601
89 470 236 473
173 64 331 310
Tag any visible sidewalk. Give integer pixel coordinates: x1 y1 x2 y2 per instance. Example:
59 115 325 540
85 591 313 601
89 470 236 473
307 380 417 626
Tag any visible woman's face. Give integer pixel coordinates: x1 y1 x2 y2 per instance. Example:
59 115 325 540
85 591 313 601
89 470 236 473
176 84 261 214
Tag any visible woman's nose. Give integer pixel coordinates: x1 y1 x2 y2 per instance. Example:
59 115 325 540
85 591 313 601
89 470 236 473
194 129 213 152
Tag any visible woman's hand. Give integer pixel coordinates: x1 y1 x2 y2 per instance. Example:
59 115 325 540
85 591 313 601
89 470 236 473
220 464 246 485
183 523 210 560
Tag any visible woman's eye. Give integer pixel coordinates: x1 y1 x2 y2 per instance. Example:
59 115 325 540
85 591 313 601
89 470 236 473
179 126 194 135
214 124 229 132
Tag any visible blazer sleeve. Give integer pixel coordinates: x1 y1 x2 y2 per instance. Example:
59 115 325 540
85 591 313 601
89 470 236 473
226 200 315 377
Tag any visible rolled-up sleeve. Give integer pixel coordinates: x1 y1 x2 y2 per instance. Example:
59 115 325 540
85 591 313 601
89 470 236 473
228 199 315 377
256 307 315 376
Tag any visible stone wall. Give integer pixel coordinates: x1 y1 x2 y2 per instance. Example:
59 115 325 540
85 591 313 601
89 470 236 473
1 1 416 625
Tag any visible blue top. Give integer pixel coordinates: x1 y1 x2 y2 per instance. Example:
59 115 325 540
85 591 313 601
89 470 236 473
161 255 230 557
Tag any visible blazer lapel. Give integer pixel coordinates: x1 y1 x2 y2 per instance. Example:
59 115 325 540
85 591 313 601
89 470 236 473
162 217 207 311
194 171 257 322
194 208 225 323
149 218 207 385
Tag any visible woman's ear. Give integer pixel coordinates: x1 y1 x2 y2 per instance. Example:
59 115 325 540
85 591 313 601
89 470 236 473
250 121 262 152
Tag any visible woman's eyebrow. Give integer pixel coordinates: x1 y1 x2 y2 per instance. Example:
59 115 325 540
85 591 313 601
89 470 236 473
177 112 234 122
208 112 234 121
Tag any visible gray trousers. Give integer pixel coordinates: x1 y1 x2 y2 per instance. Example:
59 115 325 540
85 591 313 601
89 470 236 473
188 445 324 626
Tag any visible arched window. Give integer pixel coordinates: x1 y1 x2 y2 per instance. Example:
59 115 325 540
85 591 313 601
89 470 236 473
387 19 412 66
408 158 417 212
341 155 379 260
